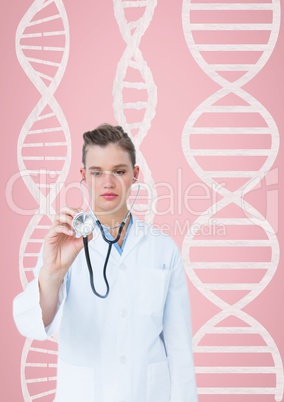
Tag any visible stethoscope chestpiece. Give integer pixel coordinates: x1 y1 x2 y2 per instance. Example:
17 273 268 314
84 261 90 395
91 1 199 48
72 211 96 237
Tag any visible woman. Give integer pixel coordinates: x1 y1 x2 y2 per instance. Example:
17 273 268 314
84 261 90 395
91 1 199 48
13 124 198 402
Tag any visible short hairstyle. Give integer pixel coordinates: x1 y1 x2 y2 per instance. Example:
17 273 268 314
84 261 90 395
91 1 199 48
82 124 136 167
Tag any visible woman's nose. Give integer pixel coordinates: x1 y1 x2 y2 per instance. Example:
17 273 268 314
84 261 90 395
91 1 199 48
103 172 115 187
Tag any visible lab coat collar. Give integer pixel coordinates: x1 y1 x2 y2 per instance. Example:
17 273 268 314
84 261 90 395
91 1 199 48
91 214 147 263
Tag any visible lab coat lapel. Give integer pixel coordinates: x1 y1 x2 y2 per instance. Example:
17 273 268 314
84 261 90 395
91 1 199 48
119 214 145 262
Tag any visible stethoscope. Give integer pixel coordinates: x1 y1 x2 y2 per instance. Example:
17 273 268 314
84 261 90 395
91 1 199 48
72 177 140 298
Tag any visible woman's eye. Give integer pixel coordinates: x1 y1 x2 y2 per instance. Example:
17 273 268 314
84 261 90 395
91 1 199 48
91 170 126 176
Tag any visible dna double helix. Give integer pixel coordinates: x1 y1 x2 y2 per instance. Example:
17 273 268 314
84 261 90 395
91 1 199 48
113 0 158 224
181 1 283 400
16 0 70 400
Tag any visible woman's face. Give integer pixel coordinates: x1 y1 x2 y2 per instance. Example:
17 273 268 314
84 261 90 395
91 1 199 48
81 143 139 216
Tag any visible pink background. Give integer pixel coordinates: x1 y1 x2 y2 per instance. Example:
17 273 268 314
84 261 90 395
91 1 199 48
1 1 283 401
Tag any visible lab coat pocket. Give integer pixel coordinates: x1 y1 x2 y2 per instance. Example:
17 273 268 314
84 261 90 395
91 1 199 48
146 359 171 402
54 358 94 402
139 268 170 317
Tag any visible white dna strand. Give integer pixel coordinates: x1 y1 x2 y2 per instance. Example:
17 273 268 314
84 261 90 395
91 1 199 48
181 0 283 400
16 0 70 400
21 337 58 402
113 0 158 224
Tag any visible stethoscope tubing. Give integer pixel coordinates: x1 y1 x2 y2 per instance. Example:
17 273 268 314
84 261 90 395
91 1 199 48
77 177 140 298
83 220 126 298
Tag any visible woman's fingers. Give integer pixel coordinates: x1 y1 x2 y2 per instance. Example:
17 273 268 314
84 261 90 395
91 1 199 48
58 206 80 217
54 224 74 237
47 207 83 238
53 207 81 228
54 213 73 228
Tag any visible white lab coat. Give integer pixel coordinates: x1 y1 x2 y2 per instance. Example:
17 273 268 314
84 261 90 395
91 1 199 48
13 215 198 402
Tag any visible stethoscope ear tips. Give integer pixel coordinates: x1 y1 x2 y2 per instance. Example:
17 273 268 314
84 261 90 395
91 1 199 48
72 211 96 237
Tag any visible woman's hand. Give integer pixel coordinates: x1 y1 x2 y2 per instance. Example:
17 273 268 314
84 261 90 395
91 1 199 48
41 207 91 280
39 207 93 327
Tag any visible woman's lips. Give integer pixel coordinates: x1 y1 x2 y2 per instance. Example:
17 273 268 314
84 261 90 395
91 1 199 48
101 193 118 200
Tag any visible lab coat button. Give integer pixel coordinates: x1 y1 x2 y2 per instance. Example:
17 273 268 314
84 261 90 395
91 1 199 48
120 264 127 271
119 356 127 364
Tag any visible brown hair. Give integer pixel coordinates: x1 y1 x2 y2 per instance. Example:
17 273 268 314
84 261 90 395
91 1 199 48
82 124 136 167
